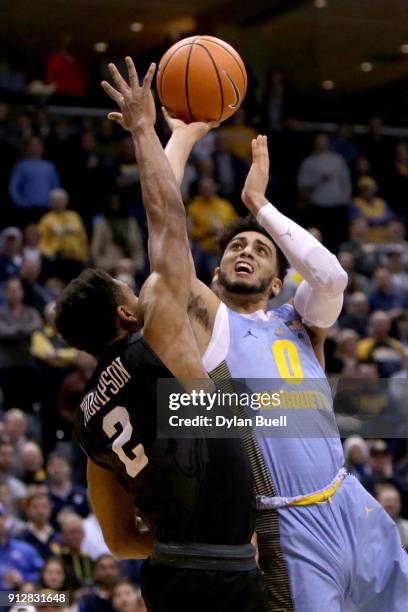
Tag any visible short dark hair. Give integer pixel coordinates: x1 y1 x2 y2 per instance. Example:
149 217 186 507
55 268 123 357
217 215 289 282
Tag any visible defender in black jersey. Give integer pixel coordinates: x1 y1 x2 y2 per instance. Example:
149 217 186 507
55 58 267 611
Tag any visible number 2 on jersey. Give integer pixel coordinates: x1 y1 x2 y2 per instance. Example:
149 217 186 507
272 339 304 384
103 406 148 478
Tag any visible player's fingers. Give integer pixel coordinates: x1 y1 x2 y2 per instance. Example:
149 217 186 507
251 137 261 159
108 63 130 94
143 63 156 91
101 81 123 105
107 112 123 124
125 56 139 90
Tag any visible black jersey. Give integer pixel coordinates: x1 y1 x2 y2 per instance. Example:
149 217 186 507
76 333 255 545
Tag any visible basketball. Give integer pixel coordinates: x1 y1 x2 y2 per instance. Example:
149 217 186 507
156 35 247 124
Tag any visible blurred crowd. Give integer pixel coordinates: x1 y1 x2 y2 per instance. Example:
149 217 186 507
1 79 408 607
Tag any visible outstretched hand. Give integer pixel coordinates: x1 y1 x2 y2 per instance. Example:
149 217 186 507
162 106 219 142
102 57 156 132
241 135 270 215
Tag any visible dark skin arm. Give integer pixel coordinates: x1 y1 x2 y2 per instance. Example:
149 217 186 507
102 58 208 380
87 459 153 559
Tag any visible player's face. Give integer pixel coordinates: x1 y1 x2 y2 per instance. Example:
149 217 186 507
218 231 282 298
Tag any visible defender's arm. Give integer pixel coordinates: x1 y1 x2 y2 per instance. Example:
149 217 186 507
87 459 153 559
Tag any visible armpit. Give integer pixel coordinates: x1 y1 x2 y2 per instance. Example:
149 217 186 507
188 293 211 330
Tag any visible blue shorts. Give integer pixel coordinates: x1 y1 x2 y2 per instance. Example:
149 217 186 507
277 476 408 611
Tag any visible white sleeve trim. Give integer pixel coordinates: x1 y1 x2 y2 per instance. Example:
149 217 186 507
202 302 230 373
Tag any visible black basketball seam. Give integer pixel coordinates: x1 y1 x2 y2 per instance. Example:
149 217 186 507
185 37 200 122
195 42 224 123
158 41 197 105
199 37 247 90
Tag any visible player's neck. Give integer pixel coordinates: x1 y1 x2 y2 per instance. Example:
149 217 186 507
218 287 268 314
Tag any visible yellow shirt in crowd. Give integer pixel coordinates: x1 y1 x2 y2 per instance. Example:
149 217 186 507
38 210 88 261
188 196 237 254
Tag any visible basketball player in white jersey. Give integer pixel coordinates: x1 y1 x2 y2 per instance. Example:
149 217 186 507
107 105 408 611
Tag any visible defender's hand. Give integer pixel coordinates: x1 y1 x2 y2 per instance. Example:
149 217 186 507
241 135 270 215
162 107 219 142
102 57 156 132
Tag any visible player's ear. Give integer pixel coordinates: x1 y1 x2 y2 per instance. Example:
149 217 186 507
212 266 220 282
270 277 282 297
116 305 139 325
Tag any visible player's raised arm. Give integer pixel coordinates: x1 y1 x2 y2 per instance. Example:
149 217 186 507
102 58 206 377
242 135 348 335
102 59 187 295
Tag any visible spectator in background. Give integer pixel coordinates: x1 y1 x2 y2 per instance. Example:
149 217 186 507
112 581 147 612
357 311 405 377
339 217 382 277
343 436 371 481
383 219 408 269
81 506 110 562
331 122 358 165
31 300 78 452
338 292 369 337
188 177 236 282
111 137 143 227
211 131 248 214
58 352 95 431
395 311 408 347
376 484 408 549
385 247 408 295
338 251 372 295
60 513 94 591
46 34 86 97
351 176 394 243
21 259 53 315
91 195 144 275
0 227 23 283
113 258 138 292
0 480 25 535
220 108 257 164
79 554 120 612
46 453 89 523
65 130 106 232
17 490 61 560
0 278 42 410
334 329 359 373
383 142 408 220
358 116 392 182
38 188 88 282
0 502 44 589
40 556 68 589
369 267 408 314
388 348 408 423
2 408 28 463
0 442 26 505
297 132 351 249
20 442 47 485
31 301 77 369
350 155 372 193
23 224 42 267
9 136 60 226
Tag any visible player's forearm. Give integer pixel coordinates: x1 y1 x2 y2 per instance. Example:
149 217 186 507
131 123 185 225
256 202 348 297
110 530 154 560
165 129 196 187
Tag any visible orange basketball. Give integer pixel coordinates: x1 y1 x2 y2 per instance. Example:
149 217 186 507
156 35 247 124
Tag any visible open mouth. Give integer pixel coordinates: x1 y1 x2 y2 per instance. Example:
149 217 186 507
234 261 254 276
